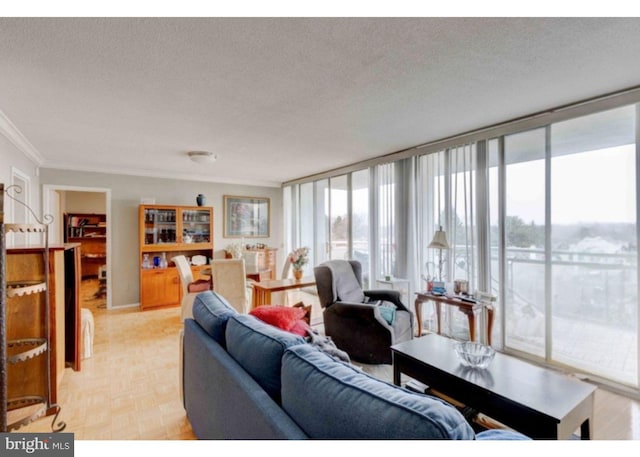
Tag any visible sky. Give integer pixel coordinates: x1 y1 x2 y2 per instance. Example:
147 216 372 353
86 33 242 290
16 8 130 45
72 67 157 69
506 145 636 225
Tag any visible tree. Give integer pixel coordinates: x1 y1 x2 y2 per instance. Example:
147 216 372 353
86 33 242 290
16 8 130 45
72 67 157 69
505 215 542 248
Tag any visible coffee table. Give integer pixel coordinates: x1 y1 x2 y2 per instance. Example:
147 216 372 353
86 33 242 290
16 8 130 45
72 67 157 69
391 334 596 439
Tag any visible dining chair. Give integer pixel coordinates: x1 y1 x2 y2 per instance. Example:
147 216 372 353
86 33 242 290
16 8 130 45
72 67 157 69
210 259 250 314
172 254 212 321
173 254 212 405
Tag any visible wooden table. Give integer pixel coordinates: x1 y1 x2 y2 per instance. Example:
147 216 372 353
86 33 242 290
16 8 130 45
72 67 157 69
251 276 316 308
201 267 271 283
414 292 494 345
392 334 596 439
245 269 272 282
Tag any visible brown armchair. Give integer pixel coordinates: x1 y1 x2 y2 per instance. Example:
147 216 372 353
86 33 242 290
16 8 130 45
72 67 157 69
314 260 414 364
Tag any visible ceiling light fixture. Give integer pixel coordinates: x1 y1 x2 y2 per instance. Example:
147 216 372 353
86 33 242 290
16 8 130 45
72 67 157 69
187 151 217 164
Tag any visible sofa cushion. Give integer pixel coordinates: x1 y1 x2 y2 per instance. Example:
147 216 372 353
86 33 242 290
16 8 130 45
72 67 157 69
225 314 305 403
249 305 306 332
192 291 238 347
281 344 476 439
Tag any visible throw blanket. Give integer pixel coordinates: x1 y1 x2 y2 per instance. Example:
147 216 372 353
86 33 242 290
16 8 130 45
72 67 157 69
306 328 351 364
325 260 365 303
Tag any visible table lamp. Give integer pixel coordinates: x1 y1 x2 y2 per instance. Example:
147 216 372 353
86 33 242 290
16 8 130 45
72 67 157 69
428 226 449 282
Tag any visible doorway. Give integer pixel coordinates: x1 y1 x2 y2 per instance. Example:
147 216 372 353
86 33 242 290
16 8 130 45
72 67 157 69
42 185 112 310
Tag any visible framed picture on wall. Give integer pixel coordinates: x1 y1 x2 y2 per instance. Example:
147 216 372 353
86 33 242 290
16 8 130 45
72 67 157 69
223 195 270 238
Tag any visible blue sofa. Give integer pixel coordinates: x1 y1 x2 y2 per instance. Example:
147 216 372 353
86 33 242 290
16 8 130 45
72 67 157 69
183 291 527 440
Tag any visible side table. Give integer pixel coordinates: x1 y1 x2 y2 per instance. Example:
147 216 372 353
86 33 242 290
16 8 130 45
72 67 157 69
414 292 493 345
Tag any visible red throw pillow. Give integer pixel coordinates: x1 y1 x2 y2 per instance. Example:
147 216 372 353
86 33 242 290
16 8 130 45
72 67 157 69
289 319 311 337
250 305 306 331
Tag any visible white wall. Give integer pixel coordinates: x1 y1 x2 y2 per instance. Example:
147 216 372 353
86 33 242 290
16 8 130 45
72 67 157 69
0 132 41 246
39 168 283 307
63 191 107 214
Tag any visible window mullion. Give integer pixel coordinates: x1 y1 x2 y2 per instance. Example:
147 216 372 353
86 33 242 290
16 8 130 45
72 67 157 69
545 125 553 362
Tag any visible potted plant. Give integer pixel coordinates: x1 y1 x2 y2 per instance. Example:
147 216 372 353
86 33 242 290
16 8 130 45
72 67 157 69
288 247 309 280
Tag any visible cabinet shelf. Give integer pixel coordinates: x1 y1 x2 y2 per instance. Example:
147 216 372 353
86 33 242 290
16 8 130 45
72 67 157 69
5 223 47 234
6 280 47 297
64 213 107 277
7 339 48 364
6 396 48 431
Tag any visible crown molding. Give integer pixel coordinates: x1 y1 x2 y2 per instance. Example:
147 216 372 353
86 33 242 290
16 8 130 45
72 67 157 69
41 161 282 189
0 109 44 165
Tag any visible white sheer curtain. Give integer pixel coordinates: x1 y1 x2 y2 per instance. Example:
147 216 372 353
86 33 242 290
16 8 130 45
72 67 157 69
374 163 396 279
415 151 447 285
448 144 478 293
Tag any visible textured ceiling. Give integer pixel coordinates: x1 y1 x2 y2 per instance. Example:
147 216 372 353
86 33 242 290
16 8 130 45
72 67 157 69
1 17 640 187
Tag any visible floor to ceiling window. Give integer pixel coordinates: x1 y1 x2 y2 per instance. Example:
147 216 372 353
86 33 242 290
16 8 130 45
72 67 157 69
329 175 349 261
549 107 637 386
497 106 638 387
352 169 371 287
299 182 315 267
314 179 329 266
283 93 640 391
503 128 548 358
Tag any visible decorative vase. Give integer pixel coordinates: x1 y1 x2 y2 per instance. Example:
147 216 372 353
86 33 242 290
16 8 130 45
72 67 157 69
196 194 206 206
293 269 303 280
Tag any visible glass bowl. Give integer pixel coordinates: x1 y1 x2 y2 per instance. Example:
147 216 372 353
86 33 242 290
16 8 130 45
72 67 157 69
454 341 495 369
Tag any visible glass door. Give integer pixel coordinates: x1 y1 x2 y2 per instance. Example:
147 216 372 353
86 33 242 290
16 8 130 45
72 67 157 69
182 208 211 244
549 107 637 386
143 207 177 245
498 105 638 387
503 128 547 358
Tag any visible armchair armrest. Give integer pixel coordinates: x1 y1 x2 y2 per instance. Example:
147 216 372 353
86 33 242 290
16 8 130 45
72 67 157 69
330 301 393 331
364 290 409 311
324 301 394 364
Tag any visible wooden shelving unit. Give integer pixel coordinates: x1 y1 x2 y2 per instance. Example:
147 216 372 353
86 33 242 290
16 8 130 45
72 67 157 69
64 213 106 278
138 204 213 310
1 184 65 432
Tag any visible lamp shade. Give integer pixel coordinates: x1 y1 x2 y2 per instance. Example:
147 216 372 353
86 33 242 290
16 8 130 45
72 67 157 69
428 227 450 250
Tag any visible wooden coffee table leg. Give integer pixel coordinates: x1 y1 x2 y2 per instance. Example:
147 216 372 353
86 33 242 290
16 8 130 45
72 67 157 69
414 298 423 337
393 363 401 386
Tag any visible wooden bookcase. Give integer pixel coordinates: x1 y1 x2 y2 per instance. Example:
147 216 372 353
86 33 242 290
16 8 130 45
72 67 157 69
138 204 213 310
64 213 107 278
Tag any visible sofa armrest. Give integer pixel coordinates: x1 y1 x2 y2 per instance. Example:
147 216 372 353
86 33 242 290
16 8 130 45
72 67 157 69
183 319 308 439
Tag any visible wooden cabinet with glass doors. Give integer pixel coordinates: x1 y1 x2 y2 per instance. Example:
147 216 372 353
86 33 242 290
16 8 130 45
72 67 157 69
138 205 213 310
